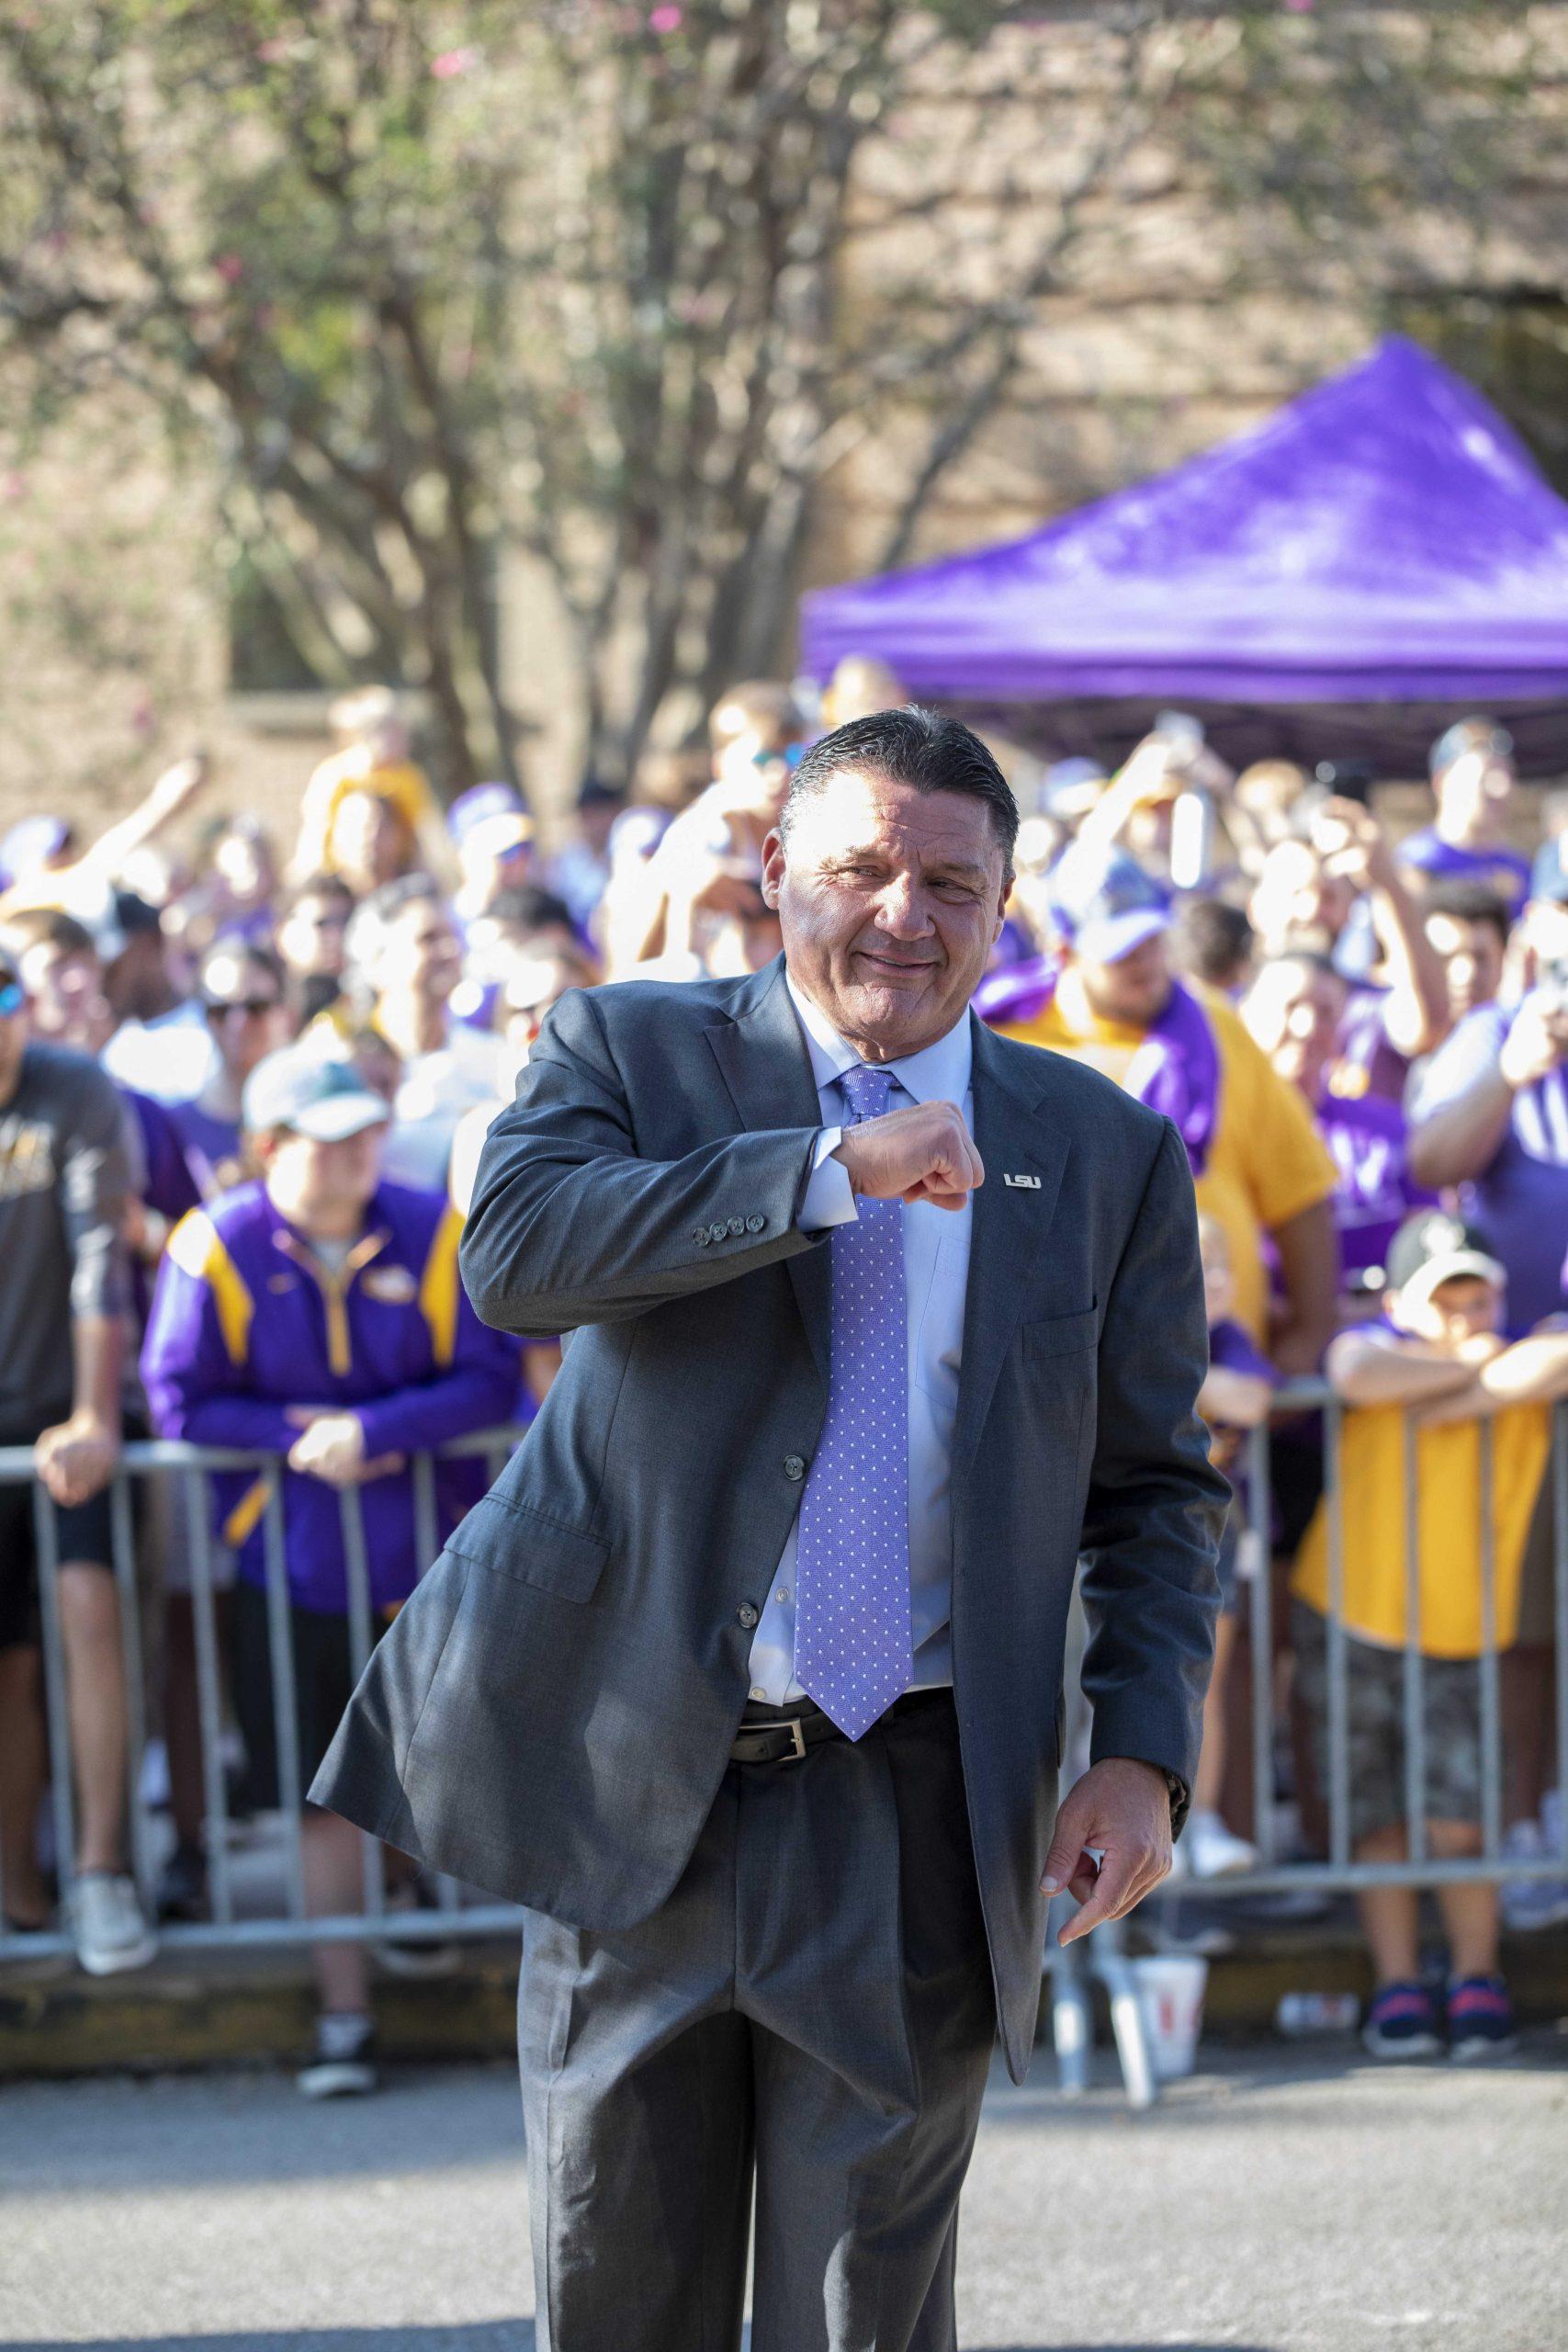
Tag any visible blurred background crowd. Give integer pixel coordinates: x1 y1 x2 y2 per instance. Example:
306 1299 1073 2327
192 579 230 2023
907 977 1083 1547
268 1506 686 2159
3 655 1567 2081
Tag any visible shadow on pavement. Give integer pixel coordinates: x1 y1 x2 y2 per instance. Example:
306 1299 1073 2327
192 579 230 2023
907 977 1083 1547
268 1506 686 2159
9 2335 533 2352
11 2339 1281 2352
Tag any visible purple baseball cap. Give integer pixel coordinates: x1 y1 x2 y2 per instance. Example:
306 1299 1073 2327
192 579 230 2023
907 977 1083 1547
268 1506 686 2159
1048 842 1170 964
447 783 533 852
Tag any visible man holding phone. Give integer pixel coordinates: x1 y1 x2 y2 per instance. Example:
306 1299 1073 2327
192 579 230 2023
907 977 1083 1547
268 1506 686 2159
1409 879 1568 1334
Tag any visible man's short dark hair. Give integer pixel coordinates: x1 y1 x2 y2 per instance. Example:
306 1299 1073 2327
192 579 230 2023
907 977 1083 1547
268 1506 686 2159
1424 880 1512 948
1168 898 1254 989
780 706 1018 867
0 908 99 963
483 882 577 940
283 872 355 919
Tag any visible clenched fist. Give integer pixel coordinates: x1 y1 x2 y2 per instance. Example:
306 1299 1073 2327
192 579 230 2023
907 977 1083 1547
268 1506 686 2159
832 1098 984 1212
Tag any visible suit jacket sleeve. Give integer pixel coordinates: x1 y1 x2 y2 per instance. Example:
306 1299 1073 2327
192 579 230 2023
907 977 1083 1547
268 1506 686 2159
1078 1116 1228 1808
460 986 825 1338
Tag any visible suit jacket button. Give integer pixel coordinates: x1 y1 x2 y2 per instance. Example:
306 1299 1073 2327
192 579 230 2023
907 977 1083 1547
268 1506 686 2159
746 1215 766 1233
736 1601 759 1629
694 1227 711 1246
784 1454 807 1480
708 1222 728 1242
728 1216 745 1237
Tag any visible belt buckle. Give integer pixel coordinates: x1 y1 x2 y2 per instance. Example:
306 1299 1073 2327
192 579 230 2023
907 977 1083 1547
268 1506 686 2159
781 1717 807 1762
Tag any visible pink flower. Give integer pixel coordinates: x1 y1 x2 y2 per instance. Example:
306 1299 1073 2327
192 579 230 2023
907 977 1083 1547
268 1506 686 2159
649 5 682 28
255 37 291 62
431 46 479 78
1283 0 1314 10
214 253 245 285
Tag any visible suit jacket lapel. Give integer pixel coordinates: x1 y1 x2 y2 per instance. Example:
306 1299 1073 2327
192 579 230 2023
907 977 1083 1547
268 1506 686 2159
953 1016 1069 1470
705 957 831 1384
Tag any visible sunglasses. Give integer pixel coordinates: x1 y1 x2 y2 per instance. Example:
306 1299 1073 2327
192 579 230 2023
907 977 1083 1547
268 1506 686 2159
0 980 23 1015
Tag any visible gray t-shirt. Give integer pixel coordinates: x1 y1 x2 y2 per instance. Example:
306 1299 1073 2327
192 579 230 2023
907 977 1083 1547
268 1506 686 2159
0 1041 130 1433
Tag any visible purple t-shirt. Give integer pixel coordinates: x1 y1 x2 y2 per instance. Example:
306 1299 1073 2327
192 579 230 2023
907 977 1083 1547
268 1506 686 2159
1209 1317 1276 1385
1335 987 1411 1109
1314 1084 1434 1280
1397 829 1532 915
1408 1001 1568 1334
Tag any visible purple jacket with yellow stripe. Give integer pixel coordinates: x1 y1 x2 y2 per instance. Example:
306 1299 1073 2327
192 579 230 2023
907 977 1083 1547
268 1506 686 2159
141 1179 522 1613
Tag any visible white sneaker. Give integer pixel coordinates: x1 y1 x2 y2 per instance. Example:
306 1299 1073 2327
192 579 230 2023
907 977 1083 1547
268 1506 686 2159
1183 1808 1258 1880
70 1871 157 1975
1500 1818 1568 1932
297 2012 378 2099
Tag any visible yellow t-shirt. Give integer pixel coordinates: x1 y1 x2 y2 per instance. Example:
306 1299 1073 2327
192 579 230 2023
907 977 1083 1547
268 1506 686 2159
997 977 1336 1340
1292 1398 1547 1657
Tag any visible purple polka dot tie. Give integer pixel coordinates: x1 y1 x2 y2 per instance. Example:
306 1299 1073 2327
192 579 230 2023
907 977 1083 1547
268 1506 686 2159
794 1065 912 1739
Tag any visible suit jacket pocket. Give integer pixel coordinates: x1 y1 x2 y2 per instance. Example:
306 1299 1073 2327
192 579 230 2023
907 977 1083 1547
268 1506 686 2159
1022 1304 1099 1358
445 1492 609 1606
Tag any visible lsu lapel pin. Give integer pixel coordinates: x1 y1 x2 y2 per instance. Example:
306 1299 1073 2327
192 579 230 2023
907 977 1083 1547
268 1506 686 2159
1003 1172 1041 1190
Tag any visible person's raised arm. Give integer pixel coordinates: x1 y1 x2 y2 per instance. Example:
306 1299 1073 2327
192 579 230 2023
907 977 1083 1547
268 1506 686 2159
1269 1196 1338 1380
1311 804 1448 1058
75 754 210 882
1407 999 1568 1192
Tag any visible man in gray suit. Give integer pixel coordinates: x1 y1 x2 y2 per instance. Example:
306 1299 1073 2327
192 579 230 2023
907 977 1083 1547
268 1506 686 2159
313 707 1225 2351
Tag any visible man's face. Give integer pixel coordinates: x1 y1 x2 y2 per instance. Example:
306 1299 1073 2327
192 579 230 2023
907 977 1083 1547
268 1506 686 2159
204 955 288 1082
18 944 111 1052
1396 1272 1503 1348
383 904 460 1005
1242 956 1345 1093
1075 931 1172 1029
1437 747 1514 835
1426 911 1505 1021
262 1123 386 1225
334 790 405 890
762 771 1008 1060
278 892 350 981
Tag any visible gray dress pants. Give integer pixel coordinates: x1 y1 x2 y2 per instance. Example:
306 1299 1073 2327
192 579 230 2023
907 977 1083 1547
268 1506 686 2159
517 1688 998 2352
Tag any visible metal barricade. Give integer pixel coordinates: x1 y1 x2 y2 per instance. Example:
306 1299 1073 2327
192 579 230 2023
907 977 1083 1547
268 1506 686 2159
2 1386 1566 1969
0 1430 530 1966
1193 1380 1568 1902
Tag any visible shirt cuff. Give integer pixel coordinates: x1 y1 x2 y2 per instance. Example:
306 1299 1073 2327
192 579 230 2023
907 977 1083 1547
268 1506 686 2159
797 1127 858 1231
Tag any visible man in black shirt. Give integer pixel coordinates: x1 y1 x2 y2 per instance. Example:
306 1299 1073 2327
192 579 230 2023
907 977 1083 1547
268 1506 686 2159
0 948 152 1973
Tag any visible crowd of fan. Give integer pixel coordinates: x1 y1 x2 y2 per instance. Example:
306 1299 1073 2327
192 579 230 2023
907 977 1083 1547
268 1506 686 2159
0 670 1563 2084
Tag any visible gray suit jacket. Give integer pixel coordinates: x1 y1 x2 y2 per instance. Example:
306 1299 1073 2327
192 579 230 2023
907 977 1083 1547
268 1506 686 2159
311 954 1225 2080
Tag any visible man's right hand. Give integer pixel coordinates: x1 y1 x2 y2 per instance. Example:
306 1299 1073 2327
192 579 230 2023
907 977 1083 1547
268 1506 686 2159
832 1099 984 1211
1500 991 1568 1091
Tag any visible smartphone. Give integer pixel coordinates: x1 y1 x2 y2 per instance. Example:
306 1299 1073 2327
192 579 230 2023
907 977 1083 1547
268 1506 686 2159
1314 758 1373 806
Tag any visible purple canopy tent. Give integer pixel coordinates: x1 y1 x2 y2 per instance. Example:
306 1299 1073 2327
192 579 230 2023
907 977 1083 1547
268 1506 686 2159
799 338 1568 775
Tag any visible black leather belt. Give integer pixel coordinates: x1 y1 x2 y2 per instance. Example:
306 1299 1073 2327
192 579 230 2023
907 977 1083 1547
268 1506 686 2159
729 1700 841 1766
729 1688 950 1766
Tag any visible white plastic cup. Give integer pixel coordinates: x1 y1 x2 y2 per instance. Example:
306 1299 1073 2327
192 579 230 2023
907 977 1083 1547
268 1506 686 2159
1131 1953 1209 2079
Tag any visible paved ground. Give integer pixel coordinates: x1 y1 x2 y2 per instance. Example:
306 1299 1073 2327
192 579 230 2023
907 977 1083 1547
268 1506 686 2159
5 2037 1567 2352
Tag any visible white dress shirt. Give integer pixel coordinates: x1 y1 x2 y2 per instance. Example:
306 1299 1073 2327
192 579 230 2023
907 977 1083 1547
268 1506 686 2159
745 976 974 1705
